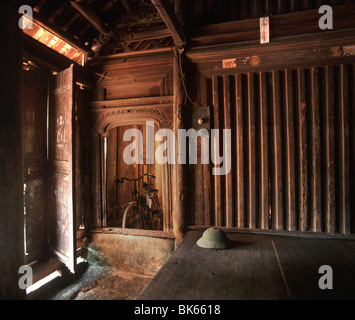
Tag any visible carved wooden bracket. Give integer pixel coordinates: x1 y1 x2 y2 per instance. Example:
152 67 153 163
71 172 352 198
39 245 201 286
90 96 173 137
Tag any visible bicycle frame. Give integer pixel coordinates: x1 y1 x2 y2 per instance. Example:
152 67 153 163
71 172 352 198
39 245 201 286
117 173 160 229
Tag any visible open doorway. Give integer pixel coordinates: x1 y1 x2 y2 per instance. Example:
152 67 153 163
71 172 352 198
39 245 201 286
105 124 165 231
22 62 91 296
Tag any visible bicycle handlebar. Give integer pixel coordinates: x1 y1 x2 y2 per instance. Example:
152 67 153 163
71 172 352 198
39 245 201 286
116 173 156 184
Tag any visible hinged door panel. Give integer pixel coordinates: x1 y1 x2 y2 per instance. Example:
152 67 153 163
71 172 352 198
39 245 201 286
48 65 76 273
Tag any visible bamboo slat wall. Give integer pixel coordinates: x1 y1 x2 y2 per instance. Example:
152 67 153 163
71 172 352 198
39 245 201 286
192 64 354 235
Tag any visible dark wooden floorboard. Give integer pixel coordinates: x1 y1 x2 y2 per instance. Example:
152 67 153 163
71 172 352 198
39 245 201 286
138 231 355 300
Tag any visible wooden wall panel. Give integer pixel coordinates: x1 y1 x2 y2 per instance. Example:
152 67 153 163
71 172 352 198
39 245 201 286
186 0 355 26
192 64 354 235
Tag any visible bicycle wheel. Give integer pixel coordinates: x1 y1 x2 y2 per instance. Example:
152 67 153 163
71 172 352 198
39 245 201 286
122 203 144 229
150 193 163 231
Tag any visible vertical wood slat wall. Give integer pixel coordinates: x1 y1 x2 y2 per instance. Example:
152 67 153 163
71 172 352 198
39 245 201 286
193 64 354 235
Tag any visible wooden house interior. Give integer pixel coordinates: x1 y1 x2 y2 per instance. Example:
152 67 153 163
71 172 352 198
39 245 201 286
0 0 355 301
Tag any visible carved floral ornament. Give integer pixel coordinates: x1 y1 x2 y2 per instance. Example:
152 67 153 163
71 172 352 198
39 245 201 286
92 105 173 137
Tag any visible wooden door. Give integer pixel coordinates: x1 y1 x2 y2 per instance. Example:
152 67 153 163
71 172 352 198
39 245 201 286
22 68 48 264
47 65 76 273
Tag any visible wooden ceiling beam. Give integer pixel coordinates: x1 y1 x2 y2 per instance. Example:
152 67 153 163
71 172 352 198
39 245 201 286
70 0 108 35
150 0 185 51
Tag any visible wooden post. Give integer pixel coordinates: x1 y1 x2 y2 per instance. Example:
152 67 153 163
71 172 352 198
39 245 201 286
172 47 187 244
0 0 25 299
172 0 187 244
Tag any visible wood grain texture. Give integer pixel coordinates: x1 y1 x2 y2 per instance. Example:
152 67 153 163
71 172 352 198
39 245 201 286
271 71 284 231
247 73 257 229
297 68 309 232
192 63 354 236
235 73 246 228
258 72 269 230
284 69 297 231
138 231 355 300
324 66 336 234
310 67 322 233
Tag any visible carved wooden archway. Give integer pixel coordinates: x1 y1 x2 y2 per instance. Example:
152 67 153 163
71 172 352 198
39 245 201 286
90 96 174 232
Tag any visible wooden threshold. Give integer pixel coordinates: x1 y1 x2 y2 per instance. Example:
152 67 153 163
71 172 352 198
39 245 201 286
90 227 176 240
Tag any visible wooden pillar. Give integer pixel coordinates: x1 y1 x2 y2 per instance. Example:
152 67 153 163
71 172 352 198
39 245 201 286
172 0 187 244
172 47 187 243
0 0 25 299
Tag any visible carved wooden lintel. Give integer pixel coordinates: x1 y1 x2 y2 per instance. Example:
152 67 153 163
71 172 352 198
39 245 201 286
90 96 173 137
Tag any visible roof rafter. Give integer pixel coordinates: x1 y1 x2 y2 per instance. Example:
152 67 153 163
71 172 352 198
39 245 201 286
150 0 185 51
70 0 108 35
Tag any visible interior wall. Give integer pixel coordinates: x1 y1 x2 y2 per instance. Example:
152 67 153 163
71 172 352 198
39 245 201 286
191 64 355 235
89 51 174 231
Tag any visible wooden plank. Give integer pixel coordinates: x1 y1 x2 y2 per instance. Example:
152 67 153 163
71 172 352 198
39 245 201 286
223 75 233 228
138 232 200 300
259 71 269 230
138 231 290 300
338 65 351 235
193 141 203 226
271 71 284 231
212 76 223 227
190 4 355 47
247 73 257 229
235 73 245 228
310 67 322 233
324 66 336 234
272 236 355 299
48 64 76 273
198 75 212 226
297 68 309 232
284 69 297 231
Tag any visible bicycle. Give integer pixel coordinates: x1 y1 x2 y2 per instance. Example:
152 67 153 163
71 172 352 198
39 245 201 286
116 173 163 231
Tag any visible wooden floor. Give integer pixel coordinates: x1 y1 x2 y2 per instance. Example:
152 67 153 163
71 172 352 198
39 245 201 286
138 231 355 300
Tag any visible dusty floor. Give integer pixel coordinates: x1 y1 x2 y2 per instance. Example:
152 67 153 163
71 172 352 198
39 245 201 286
35 264 153 300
